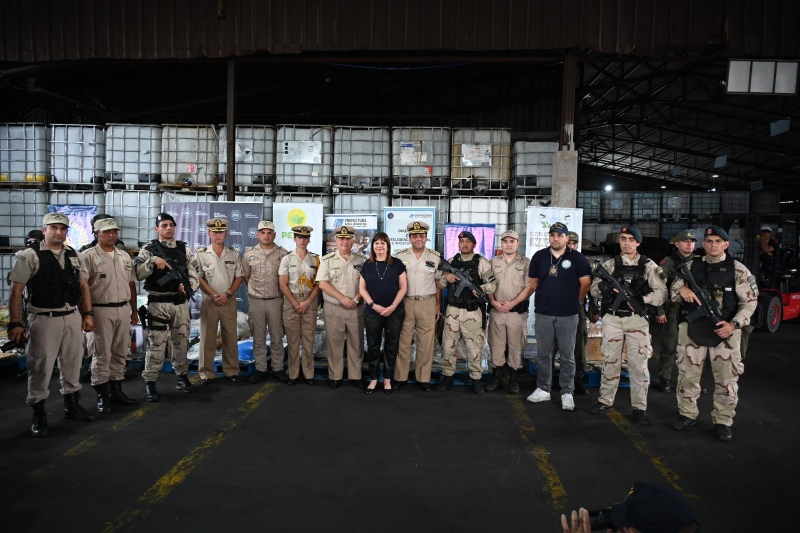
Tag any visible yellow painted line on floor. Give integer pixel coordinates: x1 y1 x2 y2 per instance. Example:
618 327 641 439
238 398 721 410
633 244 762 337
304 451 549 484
30 404 156 482
508 395 567 511
102 383 276 533
606 409 697 499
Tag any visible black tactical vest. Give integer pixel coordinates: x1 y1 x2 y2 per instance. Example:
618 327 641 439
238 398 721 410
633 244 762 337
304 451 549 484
28 247 81 308
684 255 738 322
599 255 653 310
446 253 482 311
143 240 187 293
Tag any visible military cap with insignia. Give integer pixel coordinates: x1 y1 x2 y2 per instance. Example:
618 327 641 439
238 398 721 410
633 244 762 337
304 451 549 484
620 224 642 243
500 230 520 240
334 225 355 239
567 231 580 242
257 221 276 231
43 212 70 226
206 218 228 232
94 217 120 232
669 229 698 244
704 225 730 241
549 222 568 234
407 221 430 235
292 225 313 237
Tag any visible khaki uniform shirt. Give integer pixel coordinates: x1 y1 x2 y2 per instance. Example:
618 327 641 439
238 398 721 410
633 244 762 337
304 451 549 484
490 253 531 301
133 240 201 293
395 247 442 297
242 245 288 299
278 250 319 298
196 245 244 296
590 253 668 307
670 253 758 326
9 243 81 313
79 246 135 303
316 250 366 303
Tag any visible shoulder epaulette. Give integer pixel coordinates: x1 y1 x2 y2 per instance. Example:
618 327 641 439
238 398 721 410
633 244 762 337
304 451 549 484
196 246 208 253
278 246 289 254
427 248 442 257
395 247 409 254
308 250 319 257
226 245 238 252
355 251 368 260
322 251 336 260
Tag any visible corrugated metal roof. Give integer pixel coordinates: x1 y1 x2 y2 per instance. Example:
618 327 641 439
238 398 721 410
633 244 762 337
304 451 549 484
1 0 798 63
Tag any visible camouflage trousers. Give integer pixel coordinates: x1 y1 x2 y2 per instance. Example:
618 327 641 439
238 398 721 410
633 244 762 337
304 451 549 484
441 306 484 380
143 300 190 381
657 304 680 381
598 313 653 411
676 323 744 426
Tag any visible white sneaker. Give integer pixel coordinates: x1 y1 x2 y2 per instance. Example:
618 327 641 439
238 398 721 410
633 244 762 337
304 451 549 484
561 393 575 411
526 388 551 403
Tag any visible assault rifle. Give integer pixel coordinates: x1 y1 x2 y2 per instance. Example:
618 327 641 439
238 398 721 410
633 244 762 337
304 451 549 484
672 262 732 349
592 263 651 321
438 259 489 305
151 241 195 301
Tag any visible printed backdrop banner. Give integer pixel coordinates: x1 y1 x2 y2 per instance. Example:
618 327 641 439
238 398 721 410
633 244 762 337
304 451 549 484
324 214 378 255
524 206 584 338
48 204 97 250
272 203 325 256
162 201 263 317
443 224 495 260
382 206 437 251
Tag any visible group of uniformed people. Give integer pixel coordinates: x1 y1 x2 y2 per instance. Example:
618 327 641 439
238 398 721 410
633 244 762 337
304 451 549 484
7 212 756 443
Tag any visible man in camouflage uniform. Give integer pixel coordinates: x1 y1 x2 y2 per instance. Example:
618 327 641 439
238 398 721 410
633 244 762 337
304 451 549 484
394 221 442 392
485 230 533 395
79 217 139 412
242 220 288 383
436 230 497 395
671 226 758 442
278 225 320 386
317 225 366 389
653 229 698 393
590 225 667 425
196 218 244 385
134 213 201 402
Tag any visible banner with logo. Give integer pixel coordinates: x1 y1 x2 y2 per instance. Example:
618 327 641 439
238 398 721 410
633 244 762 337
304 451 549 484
47 204 97 249
272 202 325 256
162 201 262 317
524 206 584 339
323 214 378 255
443 223 496 260
382 206 437 251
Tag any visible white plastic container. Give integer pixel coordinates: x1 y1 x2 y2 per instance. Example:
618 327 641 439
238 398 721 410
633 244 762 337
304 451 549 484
274 193 332 215
391 127 451 186
105 124 163 184
218 125 276 186
581 223 598 245
50 125 105 185
161 191 216 205
333 126 390 187
691 192 720 221
334 193 390 220
218 192 274 221
105 190 162 246
0 253 15 303
632 192 661 221
161 125 220 186
508 196 552 254
0 189 48 246
451 129 511 185
275 125 333 187
512 141 557 189
449 197 509 251
0 123 49 182
637 221 660 238
600 192 631 221
390 194 449 253
48 190 105 212
661 192 691 220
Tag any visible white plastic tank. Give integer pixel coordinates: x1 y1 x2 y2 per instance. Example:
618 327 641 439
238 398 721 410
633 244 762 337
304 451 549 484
334 193 389 219
391 127 451 190
391 194 449 253
333 126 390 187
218 192 274 221
48 191 105 213
105 124 163 184
581 223 598 245
161 125 220 186
451 129 511 186
0 189 48 246
275 125 333 187
449 196 509 251
0 253 15 304
0 123 50 182
50 125 105 185
105 189 162 247
218 125 276 187
511 141 557 190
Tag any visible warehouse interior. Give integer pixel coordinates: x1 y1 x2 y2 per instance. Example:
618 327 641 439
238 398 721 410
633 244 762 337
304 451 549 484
1 1 799 532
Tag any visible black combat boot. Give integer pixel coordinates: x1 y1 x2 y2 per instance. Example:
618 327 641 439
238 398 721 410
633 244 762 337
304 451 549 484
93 383 111 414
109 379 138 405
507 368 521 395
145 381 160 402
63 392 97 422
484 366 505 393
175 374 195 393
31 400 48 438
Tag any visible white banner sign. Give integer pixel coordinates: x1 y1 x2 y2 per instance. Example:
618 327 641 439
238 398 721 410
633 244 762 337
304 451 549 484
272 202 325 255
382 206 437 251
324 214 378 255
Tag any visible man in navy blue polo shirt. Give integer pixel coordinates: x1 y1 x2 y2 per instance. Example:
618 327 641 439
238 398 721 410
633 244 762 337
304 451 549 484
526 222 592 411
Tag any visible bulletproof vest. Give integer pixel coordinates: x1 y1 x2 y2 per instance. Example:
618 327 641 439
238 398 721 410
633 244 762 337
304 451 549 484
666 252 692 287
446 253 483 311
599 255 652 310
684 255 738 322
28 247 81 308
143 240 187 293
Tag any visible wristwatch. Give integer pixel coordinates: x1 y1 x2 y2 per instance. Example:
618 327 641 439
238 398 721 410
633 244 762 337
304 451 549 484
84 310 95 317
366 301 374 308
732 320 741 330
225 292 233 299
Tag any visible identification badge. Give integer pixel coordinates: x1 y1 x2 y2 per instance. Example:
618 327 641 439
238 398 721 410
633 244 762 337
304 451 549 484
549 265 558 277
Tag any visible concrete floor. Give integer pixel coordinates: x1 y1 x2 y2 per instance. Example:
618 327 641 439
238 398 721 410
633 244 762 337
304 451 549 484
1 321 797 532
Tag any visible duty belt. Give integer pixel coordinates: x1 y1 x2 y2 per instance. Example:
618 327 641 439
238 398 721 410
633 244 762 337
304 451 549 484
35 308 75 318
252 296 281 300
292 292 308 300
405 294 435 301
148 293 184 304
607 309 633 317
93 301 129 307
